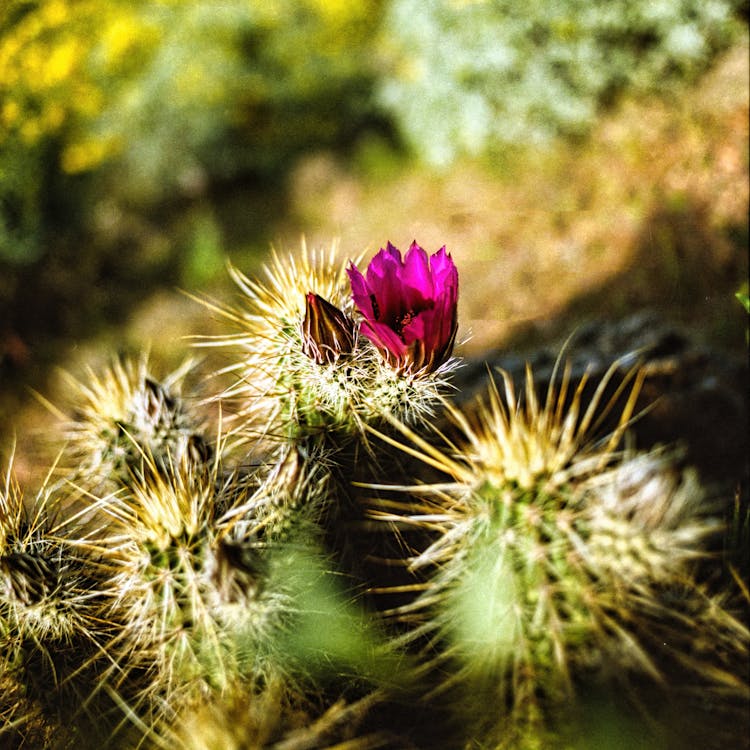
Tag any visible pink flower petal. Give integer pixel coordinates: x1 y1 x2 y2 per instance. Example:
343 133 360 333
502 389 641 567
403 242 433 302
401 309 429 346
367 245 405 323
431 247 456 289
362 319 407 357
347 263 375 319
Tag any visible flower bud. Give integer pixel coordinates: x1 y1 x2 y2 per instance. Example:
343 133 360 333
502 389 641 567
301 292 355 365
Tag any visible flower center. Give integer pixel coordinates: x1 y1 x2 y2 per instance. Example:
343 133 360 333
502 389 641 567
395 309 416 339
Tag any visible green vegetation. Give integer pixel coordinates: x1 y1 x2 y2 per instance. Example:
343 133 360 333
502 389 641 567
1 0 744 266
379 0 745 164
0 0 383 260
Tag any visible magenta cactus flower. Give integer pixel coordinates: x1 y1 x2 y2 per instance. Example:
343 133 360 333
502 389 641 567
347 241 458 373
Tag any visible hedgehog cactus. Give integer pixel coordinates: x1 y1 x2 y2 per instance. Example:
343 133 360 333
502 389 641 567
0 458 106 656
197 240 461 447
88 453 305 720
366 360 750 747
193 240 462 581
2 239 748 749
0 457 120 746
60 356 211 491
80 435 376 740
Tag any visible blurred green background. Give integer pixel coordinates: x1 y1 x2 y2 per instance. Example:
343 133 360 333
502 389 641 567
1 0 748 468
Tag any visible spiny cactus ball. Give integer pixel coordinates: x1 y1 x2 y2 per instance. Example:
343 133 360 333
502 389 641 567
366 360 749 747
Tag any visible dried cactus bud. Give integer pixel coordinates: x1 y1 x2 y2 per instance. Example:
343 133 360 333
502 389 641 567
301 292 355 365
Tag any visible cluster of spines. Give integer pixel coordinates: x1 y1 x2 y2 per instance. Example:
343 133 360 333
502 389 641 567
364 358 749 747
56 355 211 492
0 456 124 748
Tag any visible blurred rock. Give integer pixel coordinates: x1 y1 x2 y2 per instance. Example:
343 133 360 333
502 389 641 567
455 310 749 492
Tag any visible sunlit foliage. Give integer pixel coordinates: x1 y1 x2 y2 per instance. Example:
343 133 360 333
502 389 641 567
0 0 383 262
378 0 746 165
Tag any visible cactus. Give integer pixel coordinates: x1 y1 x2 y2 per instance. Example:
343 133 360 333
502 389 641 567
365 360 750 747
193 241 463 593
0 455 124 746
59 355 212 492
2 240 748 749
81 452 323 738
194 241 460 450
